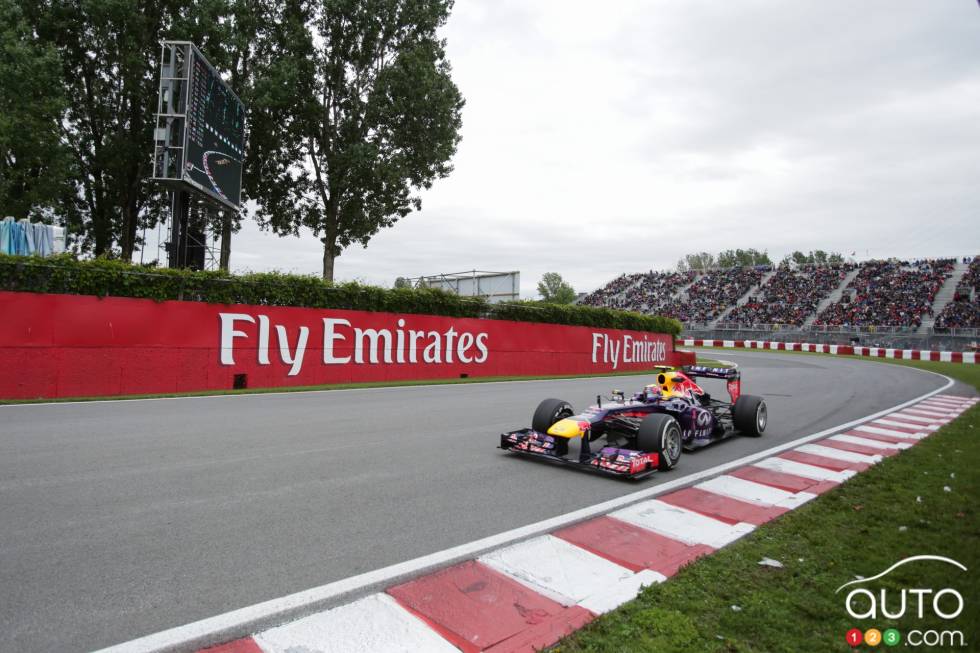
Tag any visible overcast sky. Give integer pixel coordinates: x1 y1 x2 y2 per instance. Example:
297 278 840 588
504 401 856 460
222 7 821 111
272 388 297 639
223 0 980 297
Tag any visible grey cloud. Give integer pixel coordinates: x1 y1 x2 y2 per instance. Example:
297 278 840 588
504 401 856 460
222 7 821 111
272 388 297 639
228 0 980 297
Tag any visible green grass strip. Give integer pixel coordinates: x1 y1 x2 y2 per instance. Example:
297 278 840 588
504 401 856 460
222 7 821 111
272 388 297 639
555 358 979 652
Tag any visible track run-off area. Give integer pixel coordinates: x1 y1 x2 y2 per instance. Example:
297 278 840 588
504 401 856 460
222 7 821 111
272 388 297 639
0 350 974 652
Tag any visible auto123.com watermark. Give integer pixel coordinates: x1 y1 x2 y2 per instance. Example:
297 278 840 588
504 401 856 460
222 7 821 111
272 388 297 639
837 555 969 648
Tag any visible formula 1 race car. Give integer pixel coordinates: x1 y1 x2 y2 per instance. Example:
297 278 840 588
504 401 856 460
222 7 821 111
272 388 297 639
499 365 767 479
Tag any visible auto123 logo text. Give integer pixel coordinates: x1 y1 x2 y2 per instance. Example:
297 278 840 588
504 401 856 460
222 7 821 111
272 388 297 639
837 555 968 648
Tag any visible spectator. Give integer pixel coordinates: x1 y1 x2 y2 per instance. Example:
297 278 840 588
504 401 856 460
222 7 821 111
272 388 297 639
659 267 764 323
934 256 979 329
722 263 850 327
815 258 954 328
580 273 645 307
582 256 974 330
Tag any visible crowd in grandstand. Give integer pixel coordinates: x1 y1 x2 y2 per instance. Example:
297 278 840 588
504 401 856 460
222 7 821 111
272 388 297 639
582 256 977 332
722 264 853 326
634 271 698 311
579 273 644 308
662 267 766 324
814 259 954 328
935 301 978 329
935 256 979 329
580 270 699 313
960 255 980 293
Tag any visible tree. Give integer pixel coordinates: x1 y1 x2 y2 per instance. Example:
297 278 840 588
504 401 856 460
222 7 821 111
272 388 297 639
719 248 771 267
18 0 248 259
716 249 735 268
537 272 576 304
393 276 412 288
790 250 808 267
683 252 715 272
787 250 844 267
216 0 278 270
747 248 772 267
0 0 75 220
248 0 464 281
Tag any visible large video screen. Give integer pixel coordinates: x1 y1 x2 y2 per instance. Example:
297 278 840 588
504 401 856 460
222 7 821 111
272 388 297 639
183 48 246 209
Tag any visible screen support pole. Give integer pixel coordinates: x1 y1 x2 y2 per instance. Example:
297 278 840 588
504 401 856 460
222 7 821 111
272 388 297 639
168 189 191 269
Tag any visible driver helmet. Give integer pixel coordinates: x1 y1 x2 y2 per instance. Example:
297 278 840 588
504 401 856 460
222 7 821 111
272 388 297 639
656 371 701 399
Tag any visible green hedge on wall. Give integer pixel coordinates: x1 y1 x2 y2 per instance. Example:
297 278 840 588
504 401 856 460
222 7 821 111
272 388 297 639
0 255 682 336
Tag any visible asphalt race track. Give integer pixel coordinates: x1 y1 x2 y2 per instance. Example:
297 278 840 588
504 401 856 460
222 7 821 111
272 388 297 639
0 350 968 652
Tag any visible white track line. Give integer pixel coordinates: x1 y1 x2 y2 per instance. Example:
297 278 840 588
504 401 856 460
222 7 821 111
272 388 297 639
903 408 958 418
873 418 938 432
611 500 756 548
794 444 882 464
888 412 948 425
752 457 854 483
921 397 970 406
855 424 926 439
253 593 457 653
915 407 963 417
908 402 961 412
579 569 666 615
695 475 815 509
927 396 975 405
829 434 911 450
479 535 635 607
918 405 962 414
92 371 957 653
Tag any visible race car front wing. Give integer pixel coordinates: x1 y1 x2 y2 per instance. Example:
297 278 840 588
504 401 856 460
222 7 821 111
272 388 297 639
499 428 660 480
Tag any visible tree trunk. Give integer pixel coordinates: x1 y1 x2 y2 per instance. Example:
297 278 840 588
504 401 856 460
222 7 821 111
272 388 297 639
219 213 232 271
93 192 111 256
322 236 336 282
119 191 138 261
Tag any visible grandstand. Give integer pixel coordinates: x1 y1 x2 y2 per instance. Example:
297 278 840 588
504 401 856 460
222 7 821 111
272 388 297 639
580 256 979 348
722 265 853 327
581 270 698 314
934 257 980 331
813 259 953 329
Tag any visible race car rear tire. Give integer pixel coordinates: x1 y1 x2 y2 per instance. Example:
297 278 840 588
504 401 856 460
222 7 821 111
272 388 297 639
531 398 574 434
733 395 767 436
636 414 682 471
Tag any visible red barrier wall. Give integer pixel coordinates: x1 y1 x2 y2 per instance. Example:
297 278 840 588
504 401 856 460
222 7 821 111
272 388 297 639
0 291 691 399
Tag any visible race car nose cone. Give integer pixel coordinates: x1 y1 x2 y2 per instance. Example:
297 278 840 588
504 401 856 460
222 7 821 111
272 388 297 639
547 418 584 439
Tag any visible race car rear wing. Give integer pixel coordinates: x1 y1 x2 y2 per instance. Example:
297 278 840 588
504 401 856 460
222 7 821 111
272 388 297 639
682 365 740 381
682 364 741 402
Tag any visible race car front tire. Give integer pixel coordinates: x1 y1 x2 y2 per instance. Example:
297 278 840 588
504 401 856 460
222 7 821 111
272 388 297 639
733 395 767 436
532 398 574 457
531 398 574 434
636 414 682 471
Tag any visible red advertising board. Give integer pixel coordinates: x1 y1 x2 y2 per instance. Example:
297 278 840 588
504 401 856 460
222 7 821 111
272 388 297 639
0 291 691 400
